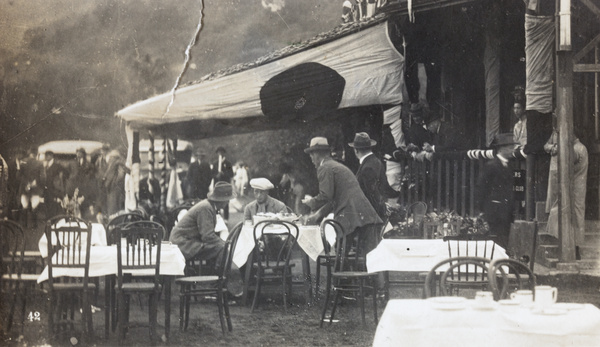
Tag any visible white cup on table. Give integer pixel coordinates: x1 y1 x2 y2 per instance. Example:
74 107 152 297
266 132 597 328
510 290 533 307
535 285 557 310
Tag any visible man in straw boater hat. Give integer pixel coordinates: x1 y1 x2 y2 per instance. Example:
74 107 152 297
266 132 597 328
302 137 382 256
243 177 288 223
349 132 400 219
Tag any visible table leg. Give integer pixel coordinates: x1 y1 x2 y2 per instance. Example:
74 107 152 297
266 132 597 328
104 275 111 340
242 251 254 306
164 276 172 341
302 253 312 305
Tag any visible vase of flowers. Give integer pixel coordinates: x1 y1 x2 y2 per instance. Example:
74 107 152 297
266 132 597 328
57 188 85 218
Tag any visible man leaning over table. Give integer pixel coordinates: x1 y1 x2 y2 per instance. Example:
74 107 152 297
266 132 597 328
243 177 288 222
302 137 383 258
169 181 243 295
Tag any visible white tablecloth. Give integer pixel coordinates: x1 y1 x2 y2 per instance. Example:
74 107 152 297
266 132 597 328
373 299 600 347
38 222 108 258
233 224 334 267
37 244 186 283
366 239 508 273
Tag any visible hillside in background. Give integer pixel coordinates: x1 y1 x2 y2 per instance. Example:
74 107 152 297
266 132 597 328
0 1 341 157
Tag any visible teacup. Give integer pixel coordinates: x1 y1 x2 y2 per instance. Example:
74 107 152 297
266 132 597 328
510 290 534 307
535 285 557 309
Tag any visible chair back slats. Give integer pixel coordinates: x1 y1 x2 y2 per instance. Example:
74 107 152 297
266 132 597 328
0 220 26 280
321 218 360 273
253 220 299 269
115 220 164 289
424 256 491 298
106 213 145 245
444 234 496 259
45 215 93 287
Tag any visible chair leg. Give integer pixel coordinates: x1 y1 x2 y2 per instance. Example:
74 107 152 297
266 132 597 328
329 289 341 325
282 271 288 314
19 286 29 337
216 290 226 336
251 270 262 313
7 282 19 332
315 259 322 299
178 285 185 332
319 281 332 328
358 279 366 326
149 293 157 345
117 293 126 344
184 291 191 331
371 281 379 325
223 292 233 332
83 292 94 341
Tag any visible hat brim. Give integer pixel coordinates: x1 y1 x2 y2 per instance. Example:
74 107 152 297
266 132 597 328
348 139 377 148
207 191 237 202
304 145 331 153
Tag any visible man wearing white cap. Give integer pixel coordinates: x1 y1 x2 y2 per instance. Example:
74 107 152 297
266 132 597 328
243 178 288 222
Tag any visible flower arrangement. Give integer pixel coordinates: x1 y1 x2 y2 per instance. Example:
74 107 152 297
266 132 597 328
423 210 490 238
57 188 85 218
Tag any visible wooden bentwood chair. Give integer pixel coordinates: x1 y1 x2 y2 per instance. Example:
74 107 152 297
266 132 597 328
114 221 164 345
250 220 299 313
424 256 491 298
320 219 379 327
45 215 95 341
175 222 242 334
488 258 536 300
0 219 43 336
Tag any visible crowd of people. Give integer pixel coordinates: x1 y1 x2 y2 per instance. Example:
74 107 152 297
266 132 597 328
2 143 129 226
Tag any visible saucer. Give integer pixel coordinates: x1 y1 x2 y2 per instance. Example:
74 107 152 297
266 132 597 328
471 300 497 310
533 308 568 315
428 297 467 310
553 303 584 310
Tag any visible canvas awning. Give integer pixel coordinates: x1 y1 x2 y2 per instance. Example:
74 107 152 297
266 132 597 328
116 21 405 135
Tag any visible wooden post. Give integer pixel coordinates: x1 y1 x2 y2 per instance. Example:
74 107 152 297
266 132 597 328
556 46 577 264
525 154 535 221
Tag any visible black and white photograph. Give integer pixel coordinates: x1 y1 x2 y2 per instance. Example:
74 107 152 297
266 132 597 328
1 0 600 346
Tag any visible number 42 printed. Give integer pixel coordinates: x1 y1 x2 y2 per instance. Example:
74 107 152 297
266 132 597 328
27 312 41 322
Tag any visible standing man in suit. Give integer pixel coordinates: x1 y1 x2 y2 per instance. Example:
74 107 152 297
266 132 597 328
349 132 399 219
476 144 515 249
302 137 382 256
95 143 110 217
212 146 234 220
41 151 68 218
186 150 212 200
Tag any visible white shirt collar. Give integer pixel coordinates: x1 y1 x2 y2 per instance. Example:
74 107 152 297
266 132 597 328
358 152 373 165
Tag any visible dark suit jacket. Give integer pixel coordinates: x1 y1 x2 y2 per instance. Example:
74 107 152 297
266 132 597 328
406 123 431 149
169 199 225 260
42 161 68 200
305 157 382 235
212 157 233 183
356 154 399 218
186 160 212 199
476 156 514 248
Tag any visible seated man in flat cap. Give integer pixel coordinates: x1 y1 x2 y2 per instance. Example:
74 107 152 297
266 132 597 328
243 178 288 222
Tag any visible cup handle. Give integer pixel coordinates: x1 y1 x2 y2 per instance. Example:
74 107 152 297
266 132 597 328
551 287 557 302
